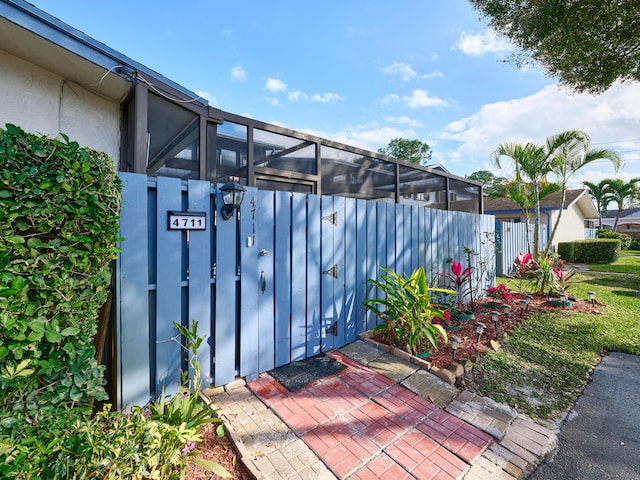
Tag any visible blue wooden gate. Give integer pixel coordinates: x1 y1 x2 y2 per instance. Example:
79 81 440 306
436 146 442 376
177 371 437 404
116 172 495 408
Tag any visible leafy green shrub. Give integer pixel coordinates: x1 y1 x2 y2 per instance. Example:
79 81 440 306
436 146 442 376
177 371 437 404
557 242 575 262
629 238 640 251
0 321 230 479
364 267 450 354
597 229 631 249
574 238 621 264
0 123 121 408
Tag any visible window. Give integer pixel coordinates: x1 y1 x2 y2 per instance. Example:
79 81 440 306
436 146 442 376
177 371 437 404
146 93 200 180
212 121 248 184
321 146 395 199
254 129 316 175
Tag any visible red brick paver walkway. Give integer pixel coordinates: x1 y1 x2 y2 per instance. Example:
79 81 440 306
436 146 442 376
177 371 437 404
248 351 493 479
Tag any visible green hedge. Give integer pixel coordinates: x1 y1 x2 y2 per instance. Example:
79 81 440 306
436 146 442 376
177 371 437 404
573 238 621 264
0 124 121 409
557 242 575 262
597 229 631 249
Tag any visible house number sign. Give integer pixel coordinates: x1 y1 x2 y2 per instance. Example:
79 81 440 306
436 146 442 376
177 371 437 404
167 211 206 230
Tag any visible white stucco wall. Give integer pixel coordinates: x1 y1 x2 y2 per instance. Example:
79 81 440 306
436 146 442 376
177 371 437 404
547 207 586 247
0 49 120 166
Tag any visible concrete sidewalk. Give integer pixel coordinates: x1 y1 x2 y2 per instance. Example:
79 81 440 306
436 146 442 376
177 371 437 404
530 352 640 479
206 340 558 479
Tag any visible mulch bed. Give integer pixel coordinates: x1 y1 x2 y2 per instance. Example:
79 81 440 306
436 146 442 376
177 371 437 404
371 292 602 370
185 424 252 480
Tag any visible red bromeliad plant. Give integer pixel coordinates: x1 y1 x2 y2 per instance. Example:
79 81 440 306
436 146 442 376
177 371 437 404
438 261 472 310
553 268 575 294
512 252 535 292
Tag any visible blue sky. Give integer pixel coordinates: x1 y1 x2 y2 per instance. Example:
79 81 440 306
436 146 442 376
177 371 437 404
32 0 640 188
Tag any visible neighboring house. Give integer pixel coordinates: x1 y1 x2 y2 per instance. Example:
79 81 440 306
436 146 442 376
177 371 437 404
0 0 482 212
602 208 640 239
484 189 599 249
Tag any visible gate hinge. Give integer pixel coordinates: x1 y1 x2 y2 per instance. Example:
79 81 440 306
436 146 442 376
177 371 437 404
322 263 338 278
322 211 338 226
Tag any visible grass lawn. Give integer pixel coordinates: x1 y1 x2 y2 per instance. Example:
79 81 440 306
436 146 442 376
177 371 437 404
473 260 640 421
587 249 640 274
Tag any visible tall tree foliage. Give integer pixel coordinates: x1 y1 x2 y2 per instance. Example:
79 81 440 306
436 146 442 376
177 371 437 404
469 0 640 93
378 138 432 165
545 131 621 255
583 179 615 228
602 178 640 230
468 170 507 197
492 130 621 258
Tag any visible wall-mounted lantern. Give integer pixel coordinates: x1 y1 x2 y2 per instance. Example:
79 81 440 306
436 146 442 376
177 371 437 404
220 181 246 220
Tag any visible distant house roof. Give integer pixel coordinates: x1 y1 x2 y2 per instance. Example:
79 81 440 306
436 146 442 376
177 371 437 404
602 207 640 226
484 189 598 219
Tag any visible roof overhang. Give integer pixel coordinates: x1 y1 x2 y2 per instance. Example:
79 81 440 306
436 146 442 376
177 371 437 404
0 0 203 104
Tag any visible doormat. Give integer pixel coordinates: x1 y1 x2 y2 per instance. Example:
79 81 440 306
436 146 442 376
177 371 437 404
268 354 347 392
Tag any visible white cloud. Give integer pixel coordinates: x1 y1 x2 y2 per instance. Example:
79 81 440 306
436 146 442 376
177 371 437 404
265 78 288 92
297 123 417 153
453 30 512 56
310 92 344 103
380 62 444 82
287 90 307 102
384 115 424 127
381 93 401 105
264 96 281 106
438 82 640 183
230 66 247 82
194 90 217 106
380 62 417 82
404 89 448 109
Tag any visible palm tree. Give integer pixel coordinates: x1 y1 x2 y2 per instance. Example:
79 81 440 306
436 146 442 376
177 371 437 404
503 180 560 253
492 142 553 259
583 179 615 228
544 130 621 254
603 178 640 230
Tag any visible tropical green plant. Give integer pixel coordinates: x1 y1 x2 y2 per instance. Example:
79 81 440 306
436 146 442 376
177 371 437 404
529 254 561 295
437 261 472 310
492 142 553 259
364 267 450 354
583 179 615 228
545 131 621 256
601 178 640 230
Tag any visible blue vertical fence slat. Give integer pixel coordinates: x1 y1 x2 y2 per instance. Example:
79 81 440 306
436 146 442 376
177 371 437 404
154 177 183 396
376 203 386 303
386 203 396 272
306 194 322 357
239 187 259 377
334 196 346 349
320 196 335 352
344 197 357 344
257 190 275 372
411 206 419 273
354 199 367 337
214 183 239 385
395 204 404 274
187 180 213 383
274 191 292 368
366 201 377 330
290 193 307 361
117 172 151 409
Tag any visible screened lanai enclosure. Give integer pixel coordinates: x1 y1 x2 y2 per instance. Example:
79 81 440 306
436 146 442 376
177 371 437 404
120 87 483 212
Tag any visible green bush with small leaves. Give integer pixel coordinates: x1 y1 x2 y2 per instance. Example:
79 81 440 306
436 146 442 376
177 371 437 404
0 123 121 409
573 238 621 264
557 242 575 262
596 229 631 249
